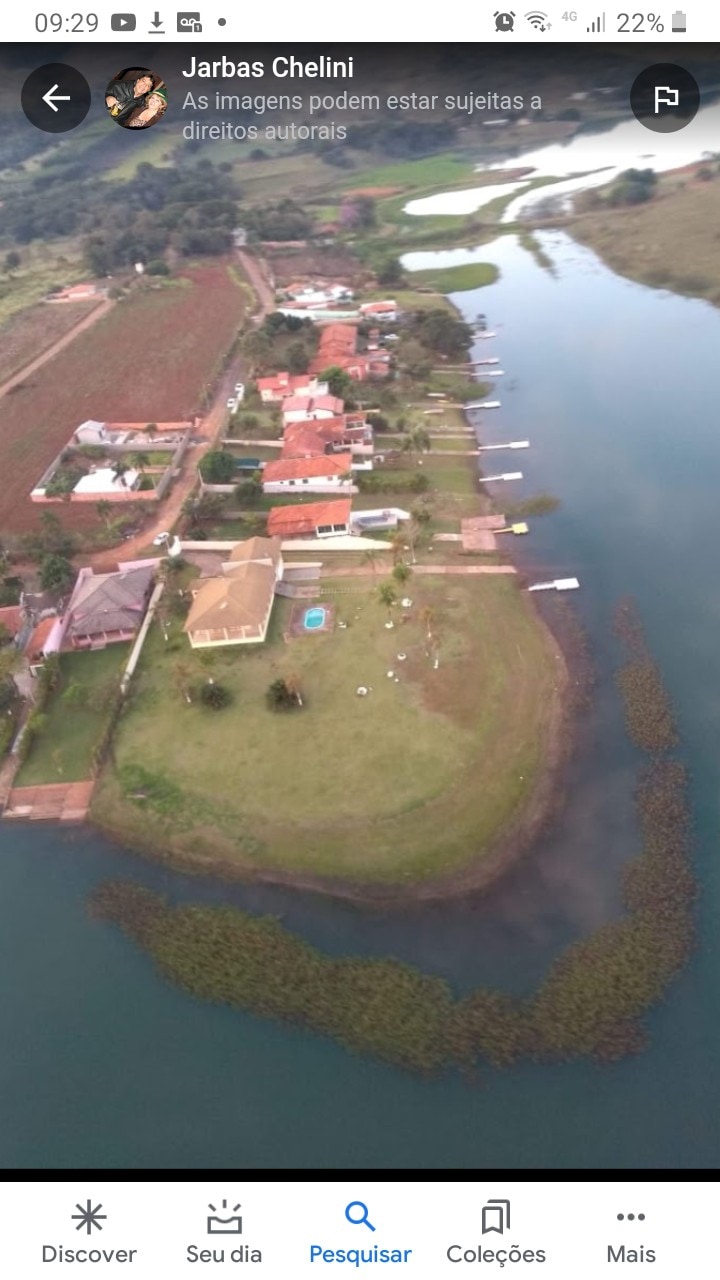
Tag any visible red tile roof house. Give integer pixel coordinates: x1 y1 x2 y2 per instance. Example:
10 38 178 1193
262 454 355 495
281 395 345 425
267 498 352 540
255 373 328 403
282 417 374 460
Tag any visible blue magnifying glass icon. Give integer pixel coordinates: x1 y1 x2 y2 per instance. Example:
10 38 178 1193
345 1201 376 1232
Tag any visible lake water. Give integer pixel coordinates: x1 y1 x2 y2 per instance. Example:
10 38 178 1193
4 230 720 1169
402 100 720 220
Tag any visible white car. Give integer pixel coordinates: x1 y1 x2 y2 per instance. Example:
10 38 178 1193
227 398 237 411
153 531 171 547
234 382 245 402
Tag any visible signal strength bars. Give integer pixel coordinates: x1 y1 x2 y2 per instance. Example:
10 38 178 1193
587 11 605 29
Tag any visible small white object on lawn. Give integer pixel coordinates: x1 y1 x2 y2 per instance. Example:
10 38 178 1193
356 686 369 696
401 598 412 608
385 621 394 629
387 670 395 678
397 653 407 661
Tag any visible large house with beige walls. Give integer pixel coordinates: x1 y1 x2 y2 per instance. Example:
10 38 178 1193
183 537 283 649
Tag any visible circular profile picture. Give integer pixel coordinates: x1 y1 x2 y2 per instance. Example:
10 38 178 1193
105 67 167 129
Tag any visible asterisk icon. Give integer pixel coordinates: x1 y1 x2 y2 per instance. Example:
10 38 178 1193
71 1201 107 1235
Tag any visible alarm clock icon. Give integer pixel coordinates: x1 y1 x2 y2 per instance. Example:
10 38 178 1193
494 10 516 29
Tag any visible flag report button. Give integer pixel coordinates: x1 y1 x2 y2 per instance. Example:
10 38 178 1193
21 63 92 133
630 63 700 132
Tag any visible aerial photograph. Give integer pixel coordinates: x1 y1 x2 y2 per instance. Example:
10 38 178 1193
0 41 719 1169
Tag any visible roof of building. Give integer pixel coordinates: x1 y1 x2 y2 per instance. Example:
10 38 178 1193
263 454 352 483
24 615 56 658
225 536 282 569
281 419 369 459
267 498 352 537
65 565 154 639
184 560 276 635
281 394 344 416
0 605 23 637
359 300 397 313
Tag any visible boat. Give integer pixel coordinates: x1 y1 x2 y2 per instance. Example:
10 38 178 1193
481 471 523 482
476 331 497 339
475 357 500 366
468 400 501 410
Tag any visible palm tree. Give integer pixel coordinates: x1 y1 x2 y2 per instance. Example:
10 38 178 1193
389 531 407 566
131 452 147 473
393 562 411 586
95 499 113 530
401 427 432 460
362 549 380 577
377 581 397 623
421 606 435 640
111 459 131 489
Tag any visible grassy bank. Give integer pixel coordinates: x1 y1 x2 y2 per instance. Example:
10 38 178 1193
92 573 561 885
90 604 694 1073
567 167 720 308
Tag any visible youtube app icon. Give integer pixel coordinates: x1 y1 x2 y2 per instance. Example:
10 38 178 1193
110 12 136 29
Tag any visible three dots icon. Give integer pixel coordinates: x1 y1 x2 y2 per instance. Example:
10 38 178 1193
617 1214 646 1222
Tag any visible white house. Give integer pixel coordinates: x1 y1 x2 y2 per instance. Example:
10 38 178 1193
262 454 353 494
256 374 328 404
73 420 109 446
281 394 344 425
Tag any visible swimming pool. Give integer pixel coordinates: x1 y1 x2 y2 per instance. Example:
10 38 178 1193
303 607 326 631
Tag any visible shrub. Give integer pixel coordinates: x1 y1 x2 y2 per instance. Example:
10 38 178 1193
199 681 232 710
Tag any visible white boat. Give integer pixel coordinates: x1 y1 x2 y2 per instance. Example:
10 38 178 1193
482 471 523 482
484 370 505 377
475 357 500 366
476 331 497 339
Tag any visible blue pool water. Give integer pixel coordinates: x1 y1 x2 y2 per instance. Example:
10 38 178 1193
304 607 326 631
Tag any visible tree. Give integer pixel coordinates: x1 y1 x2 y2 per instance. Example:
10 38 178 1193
411 502 432 528
200 450 235 485
22 511 77 561
235 476 262 506
376 257 404 287
0 647 20 692
393 562 412 585
39 553 74 592
421 606 435 639
319 365 354 400
96 499 114 530
200 681 232 710
266 677 302 711
389 531 407 565
112 459 131 488
241 329 273 373
286 341 308 374
402 427 431 459
131 452 147 473
362 549 380 577
398 338 432 379
4 250 21 272
377 581 397 622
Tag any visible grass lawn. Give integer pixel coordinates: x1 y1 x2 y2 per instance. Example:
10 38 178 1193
568 166 720 307
408 262 499 292
93 574 561 884
16 646 129 786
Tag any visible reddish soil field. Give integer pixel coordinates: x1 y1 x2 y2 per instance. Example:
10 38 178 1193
0 260 247 535
0 300 102 386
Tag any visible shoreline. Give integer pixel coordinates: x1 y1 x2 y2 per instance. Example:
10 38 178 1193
90 597 574 907
89 326 583 907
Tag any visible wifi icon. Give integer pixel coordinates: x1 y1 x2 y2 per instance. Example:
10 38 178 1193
525 9 550 27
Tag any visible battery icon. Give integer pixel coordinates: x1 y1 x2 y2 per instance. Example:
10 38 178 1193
671 9 687 30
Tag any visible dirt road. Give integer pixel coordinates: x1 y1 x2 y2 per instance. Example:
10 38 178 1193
0 300 113 400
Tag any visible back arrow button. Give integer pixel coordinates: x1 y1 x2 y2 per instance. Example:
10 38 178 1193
21 63 92 133
42 84 72 112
